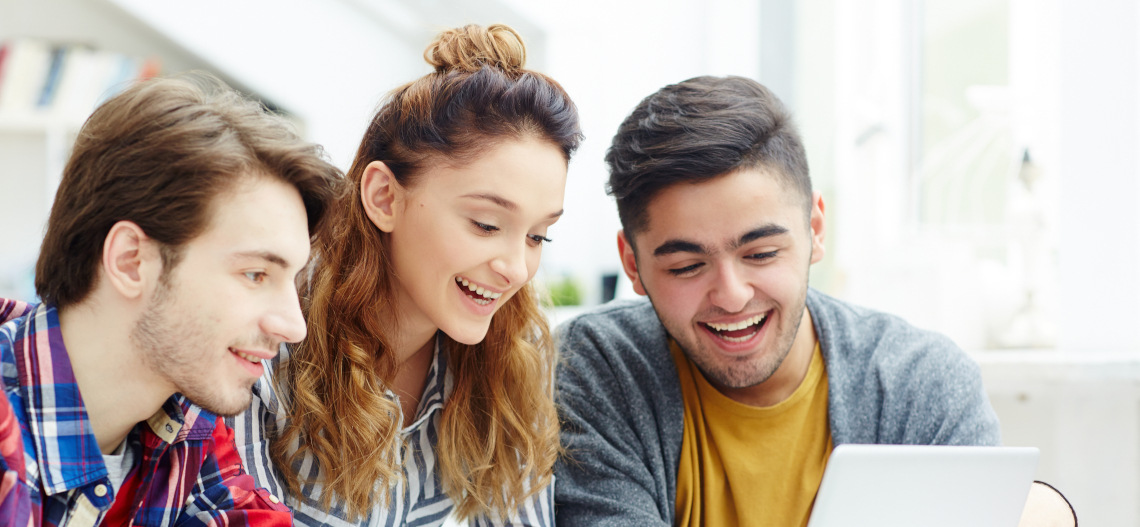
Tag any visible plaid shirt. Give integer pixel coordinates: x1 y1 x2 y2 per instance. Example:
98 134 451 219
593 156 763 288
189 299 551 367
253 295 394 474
0 298 292 527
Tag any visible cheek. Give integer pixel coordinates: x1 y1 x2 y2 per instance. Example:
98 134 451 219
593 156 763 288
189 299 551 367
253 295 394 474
393 218 453 276
751 264 803 301
649 277 704 324
525 248 542 282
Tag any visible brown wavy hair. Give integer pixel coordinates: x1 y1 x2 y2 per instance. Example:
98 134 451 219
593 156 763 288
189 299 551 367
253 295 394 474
270 24 581 521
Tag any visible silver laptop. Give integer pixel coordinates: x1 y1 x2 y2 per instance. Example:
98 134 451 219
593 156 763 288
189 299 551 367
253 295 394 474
807 445 1039 527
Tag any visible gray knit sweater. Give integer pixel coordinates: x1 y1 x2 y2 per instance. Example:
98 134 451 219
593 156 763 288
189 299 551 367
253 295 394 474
553 288 1001 526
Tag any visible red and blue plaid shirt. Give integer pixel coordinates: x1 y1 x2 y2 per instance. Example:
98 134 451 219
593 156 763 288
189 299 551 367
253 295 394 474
0 298 292 526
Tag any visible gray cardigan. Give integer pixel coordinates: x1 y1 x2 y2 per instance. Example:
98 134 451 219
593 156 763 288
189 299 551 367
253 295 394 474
553 288 1001 526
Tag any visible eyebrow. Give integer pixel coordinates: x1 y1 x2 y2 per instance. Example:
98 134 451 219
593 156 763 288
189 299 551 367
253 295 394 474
654 239 711 257
652 223 790 258
462 193 517 211
731 224 790 249
461 192 565 219
232 250 290 269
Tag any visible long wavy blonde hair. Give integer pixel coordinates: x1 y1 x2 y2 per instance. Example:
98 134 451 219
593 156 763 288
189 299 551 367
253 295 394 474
270 24 581 521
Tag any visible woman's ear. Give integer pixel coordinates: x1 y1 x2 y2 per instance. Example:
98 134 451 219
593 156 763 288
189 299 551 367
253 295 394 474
361 161 402 233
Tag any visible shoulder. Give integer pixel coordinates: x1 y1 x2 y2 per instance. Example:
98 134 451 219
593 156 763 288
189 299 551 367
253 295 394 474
808 288 976 381
554 298 683 439
0 300 35 388
809 289 998 445
556 299 674 390
0 299 34 327
557 299 666 361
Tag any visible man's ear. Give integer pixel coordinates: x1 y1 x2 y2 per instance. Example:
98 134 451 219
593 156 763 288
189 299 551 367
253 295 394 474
809 191 826 265
617 230 647 296
361 160 402 233
102 221 161 300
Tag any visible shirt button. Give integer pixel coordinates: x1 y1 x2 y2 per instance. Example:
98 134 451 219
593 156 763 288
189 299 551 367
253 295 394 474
165 424 174 433
94 484 107 497
185 496 195 506
268 494 280 504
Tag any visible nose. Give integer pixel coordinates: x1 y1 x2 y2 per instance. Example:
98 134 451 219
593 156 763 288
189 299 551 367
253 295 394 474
490 239 530 287
263 286 308 344
708 262 752 314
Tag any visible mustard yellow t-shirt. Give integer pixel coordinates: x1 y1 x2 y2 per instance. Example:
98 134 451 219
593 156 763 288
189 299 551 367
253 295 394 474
671 340 832 527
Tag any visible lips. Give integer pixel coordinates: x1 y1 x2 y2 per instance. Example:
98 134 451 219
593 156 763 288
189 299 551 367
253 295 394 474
230 347 270 376
455 276 502 306
702 311 770 343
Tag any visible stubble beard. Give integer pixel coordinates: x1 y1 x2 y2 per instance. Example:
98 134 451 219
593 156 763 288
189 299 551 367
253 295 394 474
131 275 256 417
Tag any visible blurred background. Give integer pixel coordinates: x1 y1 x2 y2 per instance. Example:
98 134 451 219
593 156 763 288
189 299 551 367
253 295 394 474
1 0 1137 523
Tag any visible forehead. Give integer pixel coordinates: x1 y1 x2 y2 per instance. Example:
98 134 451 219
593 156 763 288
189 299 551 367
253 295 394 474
416 138 567 212
190 174 311 265
640 168 804 247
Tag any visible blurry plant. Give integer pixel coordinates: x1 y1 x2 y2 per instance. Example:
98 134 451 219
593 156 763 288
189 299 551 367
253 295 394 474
546 275 582 307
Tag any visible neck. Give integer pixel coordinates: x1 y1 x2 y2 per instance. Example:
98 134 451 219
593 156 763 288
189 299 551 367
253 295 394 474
59 300 173 454
389 282 440 366
391 315 438 366
719 307 818 407
386 304 438 426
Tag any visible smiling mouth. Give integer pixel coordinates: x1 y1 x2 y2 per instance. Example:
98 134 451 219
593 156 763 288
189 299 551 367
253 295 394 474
455 276 502 306
701 312 769 343
230 348 264 363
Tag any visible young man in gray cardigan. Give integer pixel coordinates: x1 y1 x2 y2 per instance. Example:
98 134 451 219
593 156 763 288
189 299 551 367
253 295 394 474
553 76 1075 527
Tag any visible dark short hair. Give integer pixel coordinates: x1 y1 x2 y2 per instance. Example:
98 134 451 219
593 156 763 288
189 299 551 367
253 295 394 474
35 74 343 309
605 76 810 240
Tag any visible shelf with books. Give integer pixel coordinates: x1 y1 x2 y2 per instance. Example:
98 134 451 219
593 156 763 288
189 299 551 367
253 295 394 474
0 38 161 127
0 38 162 301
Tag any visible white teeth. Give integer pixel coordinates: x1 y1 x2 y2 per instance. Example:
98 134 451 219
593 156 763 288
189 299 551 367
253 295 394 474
455 277 502 300
233 350 262 363
705 313 767 332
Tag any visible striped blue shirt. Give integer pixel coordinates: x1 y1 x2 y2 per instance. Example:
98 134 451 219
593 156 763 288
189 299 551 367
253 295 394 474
226 335 553 527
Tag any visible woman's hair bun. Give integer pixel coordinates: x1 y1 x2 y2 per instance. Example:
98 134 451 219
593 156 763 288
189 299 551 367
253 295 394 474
424 24 527 74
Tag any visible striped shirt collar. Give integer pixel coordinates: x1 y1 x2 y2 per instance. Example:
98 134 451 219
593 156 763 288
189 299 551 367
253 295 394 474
5 302 218 496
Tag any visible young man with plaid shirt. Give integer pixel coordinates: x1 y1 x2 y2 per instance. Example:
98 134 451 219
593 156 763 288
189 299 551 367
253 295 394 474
0 75 340 526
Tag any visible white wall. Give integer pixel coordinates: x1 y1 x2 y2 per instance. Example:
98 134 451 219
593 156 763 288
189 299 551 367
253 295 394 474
500 0 763 302
1055 0 1140 352
106 0 425 170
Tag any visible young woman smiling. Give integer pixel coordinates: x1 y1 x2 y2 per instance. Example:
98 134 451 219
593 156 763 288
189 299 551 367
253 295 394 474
228 24 580 526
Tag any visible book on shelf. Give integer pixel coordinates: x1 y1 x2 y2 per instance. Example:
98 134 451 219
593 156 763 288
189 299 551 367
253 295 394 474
0 38 161 124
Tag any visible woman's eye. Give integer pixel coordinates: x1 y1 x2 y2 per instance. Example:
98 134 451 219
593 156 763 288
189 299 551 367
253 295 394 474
668 263 703 276
244 271 267 283
472 220 499 234
527 234 553 247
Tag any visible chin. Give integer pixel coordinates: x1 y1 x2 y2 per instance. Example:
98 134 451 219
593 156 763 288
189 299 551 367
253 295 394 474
184 386 255 417
443 323 492 346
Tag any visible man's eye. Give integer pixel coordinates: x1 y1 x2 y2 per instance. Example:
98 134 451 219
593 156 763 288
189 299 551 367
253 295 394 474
747 251 779 261
668 263 703 276
244 271 267 283
472 220 499 234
